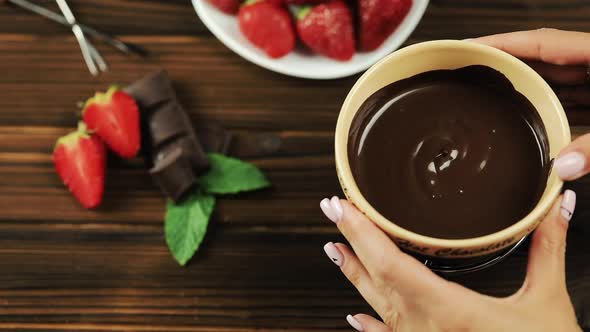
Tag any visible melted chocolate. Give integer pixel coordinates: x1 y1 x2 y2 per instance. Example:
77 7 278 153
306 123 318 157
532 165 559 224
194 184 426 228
348 66 550 239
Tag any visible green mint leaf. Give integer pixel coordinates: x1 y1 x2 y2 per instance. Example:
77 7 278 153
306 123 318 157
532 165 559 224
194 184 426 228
201 153 270 194
165 192 216 266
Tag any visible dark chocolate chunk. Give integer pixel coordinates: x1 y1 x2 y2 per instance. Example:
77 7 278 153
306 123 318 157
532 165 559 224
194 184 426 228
149 102 188 147
125 70 177 109
129 70 235 203
149 146 198 203
155 136 209 175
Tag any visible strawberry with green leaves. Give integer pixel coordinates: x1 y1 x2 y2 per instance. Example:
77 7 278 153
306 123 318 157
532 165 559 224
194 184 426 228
238 0 295 58
359 0 412 51
82 86 141 159
296 0 355 61
53 122 106 209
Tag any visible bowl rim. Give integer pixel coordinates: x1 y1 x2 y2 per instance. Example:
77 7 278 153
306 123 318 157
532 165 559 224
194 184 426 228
335 39 571 248
192 0 430 80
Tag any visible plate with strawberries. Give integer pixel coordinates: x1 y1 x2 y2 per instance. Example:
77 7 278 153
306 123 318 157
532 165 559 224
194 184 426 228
193 0 429 79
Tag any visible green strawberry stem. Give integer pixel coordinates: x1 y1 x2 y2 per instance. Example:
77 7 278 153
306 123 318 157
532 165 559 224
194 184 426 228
55 121 90 149
82 85 121 112
294 5 312 20
76 121 88 134
243 0 259 6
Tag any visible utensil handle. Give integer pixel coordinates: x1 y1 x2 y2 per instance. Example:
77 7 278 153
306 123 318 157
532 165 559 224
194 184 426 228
55 0 100 75
72 25 99 76
7 0 147 57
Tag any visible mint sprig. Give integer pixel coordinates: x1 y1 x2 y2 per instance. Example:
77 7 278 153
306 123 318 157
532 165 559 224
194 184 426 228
201 153 270 194
165 192 215 266
165 153 270 266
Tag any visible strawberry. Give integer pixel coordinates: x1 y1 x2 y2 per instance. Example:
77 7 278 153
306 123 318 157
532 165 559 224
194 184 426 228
359 0 412 51
82 86 141 159
53 122 106 209
296 0 355 61
285 0 324 3
238 0 295 58
207 0 241 14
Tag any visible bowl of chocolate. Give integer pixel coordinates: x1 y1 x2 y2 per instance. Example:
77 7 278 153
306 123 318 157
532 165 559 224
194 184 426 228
335 40 571 273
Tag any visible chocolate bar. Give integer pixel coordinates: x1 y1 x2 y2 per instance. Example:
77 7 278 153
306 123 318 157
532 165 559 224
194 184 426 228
129 70 232 203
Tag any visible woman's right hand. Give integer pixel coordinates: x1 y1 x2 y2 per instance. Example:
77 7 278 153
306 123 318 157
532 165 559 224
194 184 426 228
474 28 590 180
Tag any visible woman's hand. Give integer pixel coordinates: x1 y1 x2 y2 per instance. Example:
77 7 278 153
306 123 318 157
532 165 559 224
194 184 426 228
474 29 590 181
320 192 579 331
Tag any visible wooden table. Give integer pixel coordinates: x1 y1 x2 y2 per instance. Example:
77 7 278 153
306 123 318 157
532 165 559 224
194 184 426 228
0 0 589 331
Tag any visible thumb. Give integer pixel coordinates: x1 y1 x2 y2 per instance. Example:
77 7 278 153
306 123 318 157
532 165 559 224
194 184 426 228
524 190 576 294
555 133 590 180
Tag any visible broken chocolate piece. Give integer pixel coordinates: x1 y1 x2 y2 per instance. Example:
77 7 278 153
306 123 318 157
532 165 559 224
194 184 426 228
149 146 197 203
125 70 177 109
129 70 227 202
144 98 210 173
155 136 209 175
149 102 188 147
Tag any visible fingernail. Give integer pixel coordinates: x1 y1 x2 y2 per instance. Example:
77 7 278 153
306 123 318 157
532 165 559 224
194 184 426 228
323 242 343 267
320 198 338 223
346 314 364 332
555 152 586 180
561 189 576 221
463 38 473 41
330 196 343 222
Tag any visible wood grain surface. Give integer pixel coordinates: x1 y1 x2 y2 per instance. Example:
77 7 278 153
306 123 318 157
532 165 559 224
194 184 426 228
0 0 589 331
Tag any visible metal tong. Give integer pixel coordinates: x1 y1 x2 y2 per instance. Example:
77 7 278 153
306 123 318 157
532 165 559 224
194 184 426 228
5 0 148 75
55 0 106 76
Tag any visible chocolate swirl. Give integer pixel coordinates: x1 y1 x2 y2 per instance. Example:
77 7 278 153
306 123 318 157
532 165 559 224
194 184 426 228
348 66 550 239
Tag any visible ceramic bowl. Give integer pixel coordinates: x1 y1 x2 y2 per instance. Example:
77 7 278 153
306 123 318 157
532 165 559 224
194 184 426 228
193 0 429 79
335 40 571 259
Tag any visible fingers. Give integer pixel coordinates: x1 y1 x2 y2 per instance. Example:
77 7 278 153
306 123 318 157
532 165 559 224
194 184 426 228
524 190 576 294
555 133 590 180
319 197 448 297
347 314 392 332
323 242 388 313
473 28 590 65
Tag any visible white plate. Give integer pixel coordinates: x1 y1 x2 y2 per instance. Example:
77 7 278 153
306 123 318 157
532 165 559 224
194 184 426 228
193 0 429 79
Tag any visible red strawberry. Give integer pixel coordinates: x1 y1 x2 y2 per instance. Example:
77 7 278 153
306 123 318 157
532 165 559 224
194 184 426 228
359 0 412 51
53 122 106 209
285 0 324 3
238 0 295 58
82 86 141 159
207 0 241 14
296 0 355 61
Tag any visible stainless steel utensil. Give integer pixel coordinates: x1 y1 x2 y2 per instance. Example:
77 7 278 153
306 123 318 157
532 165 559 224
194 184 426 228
6 0 148 57
55 0 106 76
